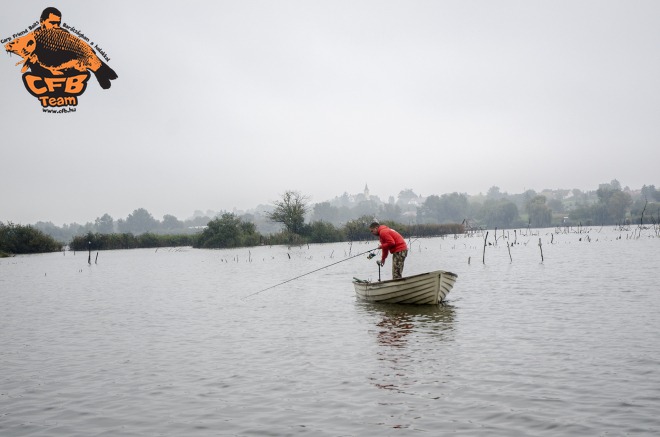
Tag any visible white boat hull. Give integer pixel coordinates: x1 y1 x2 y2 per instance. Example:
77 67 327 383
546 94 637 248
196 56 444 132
353 270 458 305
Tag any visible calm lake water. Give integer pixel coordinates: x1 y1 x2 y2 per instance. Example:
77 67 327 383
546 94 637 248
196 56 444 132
1 226 659 436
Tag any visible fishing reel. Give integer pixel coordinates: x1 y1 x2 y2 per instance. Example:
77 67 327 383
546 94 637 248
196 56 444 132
367 252 376 260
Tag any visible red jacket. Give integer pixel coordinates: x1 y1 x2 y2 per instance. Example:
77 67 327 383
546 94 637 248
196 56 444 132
376 225 407 263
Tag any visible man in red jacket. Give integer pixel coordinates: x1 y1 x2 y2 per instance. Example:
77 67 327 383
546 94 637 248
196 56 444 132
369 221 408 279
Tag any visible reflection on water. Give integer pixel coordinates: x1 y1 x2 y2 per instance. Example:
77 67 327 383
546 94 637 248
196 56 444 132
375 313 415 348
360 303 456 395
365 303 456 348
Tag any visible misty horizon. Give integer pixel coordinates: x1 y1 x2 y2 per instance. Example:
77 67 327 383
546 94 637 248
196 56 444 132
10 178 655 227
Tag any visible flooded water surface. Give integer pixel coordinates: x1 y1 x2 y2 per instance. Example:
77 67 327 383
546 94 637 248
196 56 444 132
1 227 659 436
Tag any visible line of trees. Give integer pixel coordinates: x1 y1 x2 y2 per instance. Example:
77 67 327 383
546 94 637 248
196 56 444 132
31 181 660 243
385 181 658 229
8 180 659 253
249 190 463 247
32 208 214 244
63 192 464 252
69 232 196 251
10 181 659 255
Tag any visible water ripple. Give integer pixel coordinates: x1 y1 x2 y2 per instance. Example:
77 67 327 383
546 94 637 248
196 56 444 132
1 230 659 435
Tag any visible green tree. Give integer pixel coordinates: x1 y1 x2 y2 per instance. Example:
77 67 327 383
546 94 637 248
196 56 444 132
606 190 632 223
95 213 114 234
397 188 418 205
631 199 660 225
417 195 442 224
0 222 62 255
161 214 184 232
479 199 519 228
569 204 596 225
486 186 506 200
308 221 344 243
267 190 309 235
33 221 72 243
195 213 260 248
594 180 632 224
378 203 403 222
596 184 615 204
311 202 340 224
418 193 468 224
526 195 553 227
547 198 565 214
641 185 660 202
344 215 374 241
353 199 379 218
118 208 159 234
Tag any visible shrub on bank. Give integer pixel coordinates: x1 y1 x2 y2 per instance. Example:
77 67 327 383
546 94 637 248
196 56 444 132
0 222 63 255
194 213 261 248
69 232 196 251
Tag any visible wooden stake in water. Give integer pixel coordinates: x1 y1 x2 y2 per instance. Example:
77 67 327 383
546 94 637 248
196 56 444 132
538 238 544 262
482 231 489 264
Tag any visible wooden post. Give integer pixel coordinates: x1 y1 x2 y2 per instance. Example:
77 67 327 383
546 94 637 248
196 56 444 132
482 231 488 264
538 238 544 262
640 199 647 227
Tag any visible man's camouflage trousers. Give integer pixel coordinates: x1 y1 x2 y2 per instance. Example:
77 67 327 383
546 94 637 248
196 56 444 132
392 249 408 279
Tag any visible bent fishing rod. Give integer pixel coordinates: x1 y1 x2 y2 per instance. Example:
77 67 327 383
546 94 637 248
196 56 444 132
242 247 379 300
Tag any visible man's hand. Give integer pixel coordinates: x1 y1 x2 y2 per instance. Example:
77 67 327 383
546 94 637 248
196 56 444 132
377 260 385 267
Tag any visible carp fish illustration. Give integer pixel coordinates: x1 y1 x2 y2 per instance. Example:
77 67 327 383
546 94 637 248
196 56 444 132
5 27 118 89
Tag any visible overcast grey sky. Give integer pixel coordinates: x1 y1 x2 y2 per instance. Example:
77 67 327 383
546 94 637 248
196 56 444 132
2 0 659 225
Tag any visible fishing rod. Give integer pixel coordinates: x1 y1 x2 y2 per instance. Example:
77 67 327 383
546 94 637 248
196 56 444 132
243 247 379 300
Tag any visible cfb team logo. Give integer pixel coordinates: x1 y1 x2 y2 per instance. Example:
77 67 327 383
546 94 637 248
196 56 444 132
4 7 118 112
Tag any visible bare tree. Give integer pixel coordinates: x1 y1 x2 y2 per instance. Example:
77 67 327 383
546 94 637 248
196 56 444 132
267 191 309 234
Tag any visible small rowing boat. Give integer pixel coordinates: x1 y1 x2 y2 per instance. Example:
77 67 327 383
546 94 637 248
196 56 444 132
353 270 458 305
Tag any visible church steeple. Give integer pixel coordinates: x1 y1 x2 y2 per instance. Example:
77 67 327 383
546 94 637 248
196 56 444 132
364 184 370 197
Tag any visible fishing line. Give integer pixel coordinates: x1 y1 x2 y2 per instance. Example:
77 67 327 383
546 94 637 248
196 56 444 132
242 247 379 300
